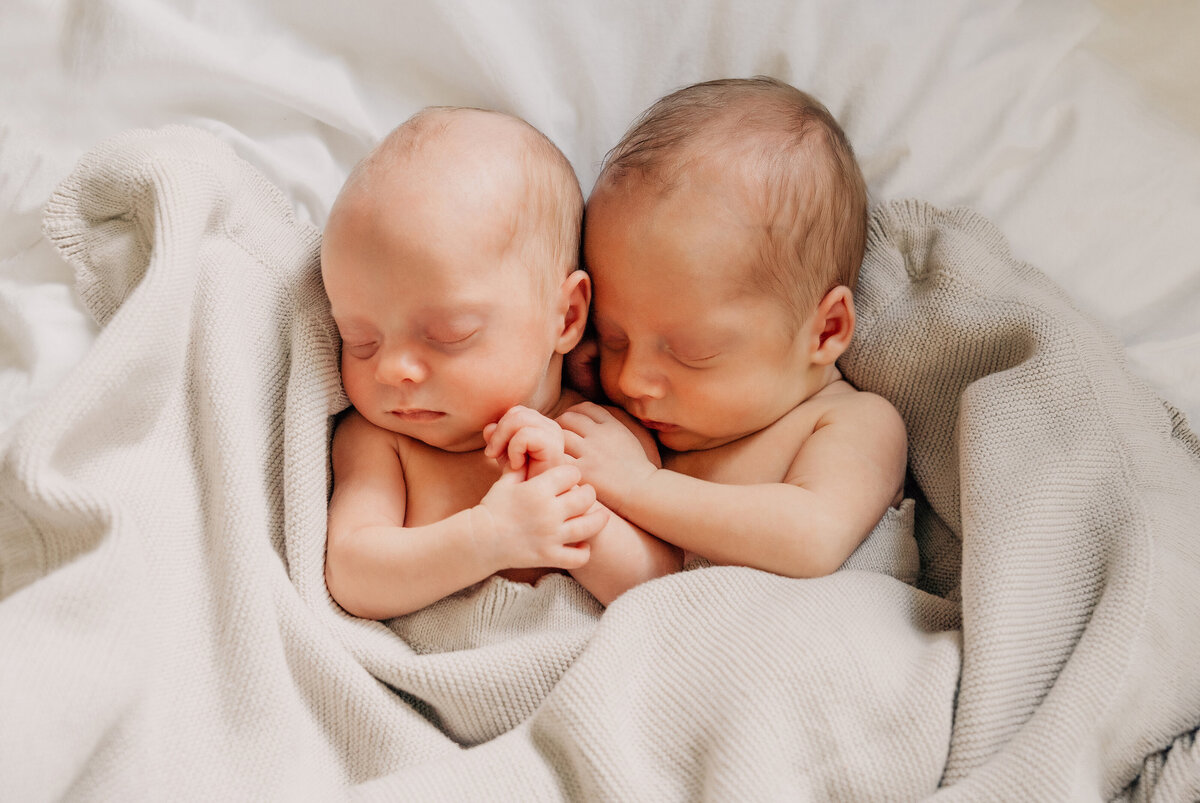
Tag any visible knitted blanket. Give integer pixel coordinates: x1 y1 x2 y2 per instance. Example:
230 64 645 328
2 126 1198 800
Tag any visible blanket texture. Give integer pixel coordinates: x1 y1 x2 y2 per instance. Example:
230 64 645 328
2 127 1198 800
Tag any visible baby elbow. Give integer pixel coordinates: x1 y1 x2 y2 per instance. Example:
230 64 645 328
324 541 371 619
324 558 352 613
807 547 849 579
813 521 874 578
779 548 842 580
780 517 855 579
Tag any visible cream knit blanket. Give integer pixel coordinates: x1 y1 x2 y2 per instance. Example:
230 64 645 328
2 126 1198 800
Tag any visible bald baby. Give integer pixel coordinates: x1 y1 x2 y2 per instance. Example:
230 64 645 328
320 108 680 620
328 107 582 299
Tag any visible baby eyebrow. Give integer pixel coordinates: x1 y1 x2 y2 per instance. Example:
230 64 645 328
424 310 485 329
333 320 377 340
666 328 729 352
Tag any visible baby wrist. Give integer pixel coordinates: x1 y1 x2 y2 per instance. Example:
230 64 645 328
616 464 657 519
467 504 503 569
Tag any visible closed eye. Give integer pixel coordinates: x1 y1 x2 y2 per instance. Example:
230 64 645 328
427 330 479 349
671 351 719 367
343 341 379 359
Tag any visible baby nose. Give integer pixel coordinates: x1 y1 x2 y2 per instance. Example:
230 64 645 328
616 351 666 401
375 348 428 385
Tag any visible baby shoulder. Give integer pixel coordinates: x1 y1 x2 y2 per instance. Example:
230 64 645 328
334 408 386 444
331 409 406 464
822 390 907 445
847 390 904 425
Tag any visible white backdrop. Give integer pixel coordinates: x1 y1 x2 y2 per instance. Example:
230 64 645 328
2 0 1198 435
2 2 1200 799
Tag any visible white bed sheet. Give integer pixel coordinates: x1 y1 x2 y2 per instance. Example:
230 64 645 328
2 1 1198 433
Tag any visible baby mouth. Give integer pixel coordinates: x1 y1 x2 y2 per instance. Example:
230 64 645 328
390 409 446 422
639 418 679 433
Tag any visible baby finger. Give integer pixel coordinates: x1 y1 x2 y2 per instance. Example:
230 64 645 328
560 483 597 515
564 402 610 425
555 410 591 435
506 429 534 470
485 406 534 458
561 428 584 457
534 463 582 494
553 541 591 570
566 507 609 542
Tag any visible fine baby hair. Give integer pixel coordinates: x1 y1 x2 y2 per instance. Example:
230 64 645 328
596 76 868 325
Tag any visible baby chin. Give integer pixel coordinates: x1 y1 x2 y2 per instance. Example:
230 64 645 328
383 409 486 452
651 415 766 452
653 425 725 453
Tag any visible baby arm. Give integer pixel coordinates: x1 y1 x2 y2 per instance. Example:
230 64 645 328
559 397 907 578
485 406 682 604
325 410 605 619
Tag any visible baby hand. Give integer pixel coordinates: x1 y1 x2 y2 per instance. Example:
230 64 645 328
483 405 567 479
558 402 657 516
474 462 606 571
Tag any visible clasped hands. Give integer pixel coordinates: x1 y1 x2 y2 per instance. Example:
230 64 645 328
475 403 656 572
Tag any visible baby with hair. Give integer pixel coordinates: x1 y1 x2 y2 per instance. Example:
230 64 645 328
321 107 680 620
560 77 906 576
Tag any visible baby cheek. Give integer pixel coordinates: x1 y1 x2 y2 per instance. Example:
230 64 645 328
688 376 747 419
460 362 532 419
596 355 625 399
339 360 376 409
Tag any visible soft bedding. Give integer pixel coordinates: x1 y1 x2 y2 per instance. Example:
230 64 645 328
2 1 1199 800
0 121 1195 800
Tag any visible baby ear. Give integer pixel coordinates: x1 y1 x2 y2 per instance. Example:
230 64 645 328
554 270 592 354
808 285 856 365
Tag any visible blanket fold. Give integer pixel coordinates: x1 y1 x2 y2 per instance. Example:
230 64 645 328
1 126 1197 801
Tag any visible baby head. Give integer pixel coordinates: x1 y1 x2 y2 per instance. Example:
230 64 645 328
322 107 589 452
583 77 868 451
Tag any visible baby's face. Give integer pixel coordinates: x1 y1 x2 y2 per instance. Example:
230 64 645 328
323 187 564 453
584 180 820 452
